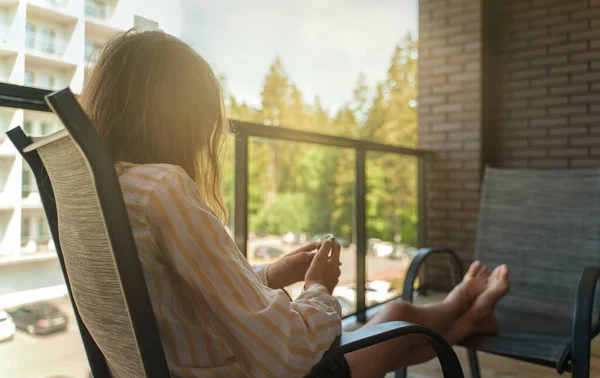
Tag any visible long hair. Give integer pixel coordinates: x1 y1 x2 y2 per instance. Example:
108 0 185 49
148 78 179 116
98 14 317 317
82 29 228 221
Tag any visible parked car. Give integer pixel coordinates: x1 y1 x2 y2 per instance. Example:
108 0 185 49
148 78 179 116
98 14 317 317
253 245 285 259
9 302 68 335
0 310 16 342
333 280 398 308
367 239 395 258
282 232 299 245
334 296 356 318
388 244 418 260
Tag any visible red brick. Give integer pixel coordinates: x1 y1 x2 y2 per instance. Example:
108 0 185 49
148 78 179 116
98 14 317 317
511 149 547 158
569 29 600 42
548 41 587 54
548 105 588 115
570 136 600 145
530 55 568 67
570 158 600 167
570 115 600 124
529 33 568 48
531 159 569 168
531 96 568 107
571 51 600 62
570 94 600 104
549 1 587 15
571 7 600 20
432 104 463 113
549 84 589 95
571 72 600 82
530 76 569 87
530 117 568 127
531 138 568 147
550 126 588 136
550 63 588 74
548 147 588 157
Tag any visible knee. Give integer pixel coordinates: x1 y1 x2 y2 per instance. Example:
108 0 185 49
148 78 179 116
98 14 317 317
385 300 415 320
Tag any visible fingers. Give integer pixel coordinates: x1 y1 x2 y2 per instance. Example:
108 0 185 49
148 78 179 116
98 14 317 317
328 239 341 263
291 242 320 254
312 237 334 266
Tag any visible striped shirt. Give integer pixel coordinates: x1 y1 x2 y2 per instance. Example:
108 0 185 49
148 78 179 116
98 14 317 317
117 162 342 378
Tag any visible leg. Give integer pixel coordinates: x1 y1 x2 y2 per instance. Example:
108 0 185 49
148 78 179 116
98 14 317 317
346 264 510 378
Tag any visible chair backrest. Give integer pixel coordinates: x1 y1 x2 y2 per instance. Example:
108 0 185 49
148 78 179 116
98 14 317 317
23 88 170 378
7 127 110 377
476 167 600 327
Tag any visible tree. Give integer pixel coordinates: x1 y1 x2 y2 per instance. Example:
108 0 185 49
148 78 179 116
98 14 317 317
219 36 420 246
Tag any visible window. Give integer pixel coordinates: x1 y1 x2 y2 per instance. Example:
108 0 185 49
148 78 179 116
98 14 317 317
21 217 30 239
40 27 56 54
23 120 32 134
134 15 159 30
86 0 107 19
37 217 46 240
38 75 55 90
0 165 7 192
40 122 51 135
25 23 35 49
24 71 34 87
84 39 95 61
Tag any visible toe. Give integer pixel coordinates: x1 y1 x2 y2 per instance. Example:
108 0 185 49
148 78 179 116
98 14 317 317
467 260 481 277
477 266 491 280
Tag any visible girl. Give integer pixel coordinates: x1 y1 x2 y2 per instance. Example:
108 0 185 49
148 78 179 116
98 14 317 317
82 29 510 378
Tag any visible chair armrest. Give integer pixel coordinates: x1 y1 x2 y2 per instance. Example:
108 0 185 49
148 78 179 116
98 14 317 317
570 266 600 377
306 321 463 378
402 248 464 303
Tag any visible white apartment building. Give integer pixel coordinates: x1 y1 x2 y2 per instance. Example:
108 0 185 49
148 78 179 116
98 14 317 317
0 0 181 302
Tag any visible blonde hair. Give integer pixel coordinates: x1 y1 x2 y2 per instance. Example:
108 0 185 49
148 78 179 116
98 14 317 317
82 29 228 221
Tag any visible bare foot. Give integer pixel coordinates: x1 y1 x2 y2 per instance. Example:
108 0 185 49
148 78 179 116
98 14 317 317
474 315 498 335
468 264 510 323
444 261 490 313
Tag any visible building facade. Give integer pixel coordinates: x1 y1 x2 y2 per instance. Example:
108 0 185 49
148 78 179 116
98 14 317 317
0 0 181 304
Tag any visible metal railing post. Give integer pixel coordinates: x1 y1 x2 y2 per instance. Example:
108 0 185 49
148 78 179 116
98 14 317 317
355 148 367 323
234 131 249 257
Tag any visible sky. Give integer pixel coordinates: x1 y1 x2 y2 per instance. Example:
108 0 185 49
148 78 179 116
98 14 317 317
180 0 418 114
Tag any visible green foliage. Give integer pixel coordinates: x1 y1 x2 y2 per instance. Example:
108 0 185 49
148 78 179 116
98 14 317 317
222 33 420 245
252 193 311 235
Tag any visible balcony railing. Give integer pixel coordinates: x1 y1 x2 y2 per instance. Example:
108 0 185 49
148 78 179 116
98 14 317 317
44 0 69 7
25 35 68 56
0 82 427 324
21 235 54 253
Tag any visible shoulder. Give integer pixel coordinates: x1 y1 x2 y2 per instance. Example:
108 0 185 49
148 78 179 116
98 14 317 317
119 163 192 193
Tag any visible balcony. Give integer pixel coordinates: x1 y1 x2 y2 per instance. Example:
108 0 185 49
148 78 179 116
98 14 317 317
24 34 75 69
84 1 121 36
2 0 600 375
21 185 41 208
21 235 53 254
26 0 78 24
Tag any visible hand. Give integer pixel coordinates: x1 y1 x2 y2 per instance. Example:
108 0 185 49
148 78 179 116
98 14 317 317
266 242 319 289
304 236 342 294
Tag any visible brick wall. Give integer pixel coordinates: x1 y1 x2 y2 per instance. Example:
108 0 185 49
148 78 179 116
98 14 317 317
418 0 600 287
496 0 600 168
418 0 483 286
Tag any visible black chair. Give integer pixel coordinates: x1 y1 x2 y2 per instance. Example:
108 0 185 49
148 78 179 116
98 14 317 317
397 167 600 378
9 88 464 377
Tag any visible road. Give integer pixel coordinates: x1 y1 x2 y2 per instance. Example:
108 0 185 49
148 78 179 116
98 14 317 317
0 297 89 378
0 238 410 377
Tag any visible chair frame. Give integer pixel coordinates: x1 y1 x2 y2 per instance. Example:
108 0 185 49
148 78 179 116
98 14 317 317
9 87 465 377
396 247 600 378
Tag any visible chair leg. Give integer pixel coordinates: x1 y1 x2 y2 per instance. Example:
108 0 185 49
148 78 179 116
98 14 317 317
394 368 406 378
467 349 481 378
